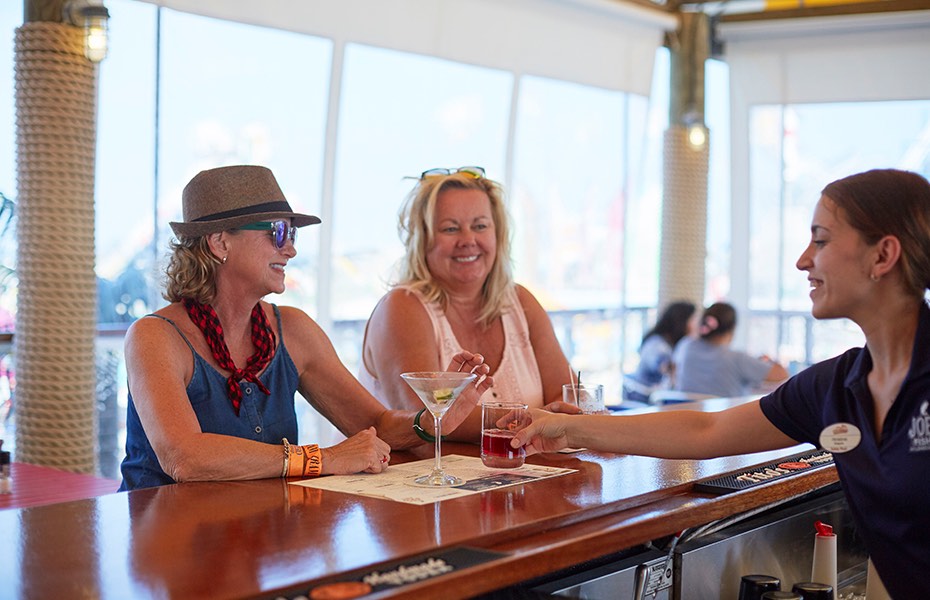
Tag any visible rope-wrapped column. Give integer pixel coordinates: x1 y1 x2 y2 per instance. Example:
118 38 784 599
659 11 710 311
14 21 98 473
659 126 709 308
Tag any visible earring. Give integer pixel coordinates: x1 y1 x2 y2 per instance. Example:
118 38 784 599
870 273 879 282
222 255 228 264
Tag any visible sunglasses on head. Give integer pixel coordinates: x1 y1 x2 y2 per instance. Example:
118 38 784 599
420 166 486 180
237 220 297 249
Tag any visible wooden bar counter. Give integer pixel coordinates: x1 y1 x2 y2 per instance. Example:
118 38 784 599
0 398 838 599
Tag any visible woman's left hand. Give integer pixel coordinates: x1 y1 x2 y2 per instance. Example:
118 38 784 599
320 427 392 475
441 351 493 432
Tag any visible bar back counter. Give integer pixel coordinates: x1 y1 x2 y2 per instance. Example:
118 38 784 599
0 398 867 599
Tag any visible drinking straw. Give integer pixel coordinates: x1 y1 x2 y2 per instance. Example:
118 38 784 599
569 367 579 405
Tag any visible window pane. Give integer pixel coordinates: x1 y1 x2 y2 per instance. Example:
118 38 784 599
748 105 784 311
622 308 653 373
0 3 18 190
0 3 22 330
781 313 811 369
96 0 157 325
782 101 930 309
784 100 930 360
745 314 778 358
512 75 626 309
0 2 20 443
624 91 661 308
332 44 512 325
749 99 930 363
512 75 628 401
625 50 664 309
157 10 332 315
706 57 731 301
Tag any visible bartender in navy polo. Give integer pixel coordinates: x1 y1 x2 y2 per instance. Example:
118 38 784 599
511 169 930 599
759 169 930 599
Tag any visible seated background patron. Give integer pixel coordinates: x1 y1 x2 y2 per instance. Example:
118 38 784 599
673 302 788 398
623 300 696 403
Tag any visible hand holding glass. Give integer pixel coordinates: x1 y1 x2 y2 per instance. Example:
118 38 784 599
401 371 476 487
481 402 528 468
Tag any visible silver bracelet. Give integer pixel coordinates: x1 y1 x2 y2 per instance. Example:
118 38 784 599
281 438 291 478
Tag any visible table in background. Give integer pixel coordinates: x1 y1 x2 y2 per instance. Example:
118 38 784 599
0 462 119 511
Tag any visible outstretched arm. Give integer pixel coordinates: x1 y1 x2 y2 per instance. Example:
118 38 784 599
511 400 798 459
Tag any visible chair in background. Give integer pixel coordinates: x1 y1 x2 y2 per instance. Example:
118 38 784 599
621 375 658 408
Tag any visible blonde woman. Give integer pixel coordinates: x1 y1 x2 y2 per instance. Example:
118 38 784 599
360 167 579 441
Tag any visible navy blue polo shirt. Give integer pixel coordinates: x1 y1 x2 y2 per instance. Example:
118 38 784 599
760 301 930 600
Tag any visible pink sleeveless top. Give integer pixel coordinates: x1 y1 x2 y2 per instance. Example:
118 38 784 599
360 285 544 407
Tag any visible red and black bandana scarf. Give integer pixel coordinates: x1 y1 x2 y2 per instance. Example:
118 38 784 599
183 299 275 416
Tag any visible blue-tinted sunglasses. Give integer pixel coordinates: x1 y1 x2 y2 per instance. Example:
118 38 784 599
237 220 297 249
420 166 486 180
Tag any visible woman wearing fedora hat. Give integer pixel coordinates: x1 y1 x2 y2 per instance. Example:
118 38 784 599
119 165 493 490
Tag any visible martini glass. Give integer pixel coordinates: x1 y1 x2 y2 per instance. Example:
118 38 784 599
401 371 477 487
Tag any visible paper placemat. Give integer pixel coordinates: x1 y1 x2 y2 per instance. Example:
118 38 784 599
290 454 577 505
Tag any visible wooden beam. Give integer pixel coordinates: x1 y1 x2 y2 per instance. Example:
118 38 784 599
700 0 930 22
608 0 678 13
25 0 69 23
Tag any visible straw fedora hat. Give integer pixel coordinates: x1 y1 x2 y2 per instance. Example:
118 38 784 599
170 165 320 237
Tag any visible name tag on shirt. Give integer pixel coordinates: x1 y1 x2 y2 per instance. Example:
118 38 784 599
819 422 861 453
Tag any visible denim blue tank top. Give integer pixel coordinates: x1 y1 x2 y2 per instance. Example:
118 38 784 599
119 305 300 490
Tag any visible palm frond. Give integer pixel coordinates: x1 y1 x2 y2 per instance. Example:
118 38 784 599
0 193 14 238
